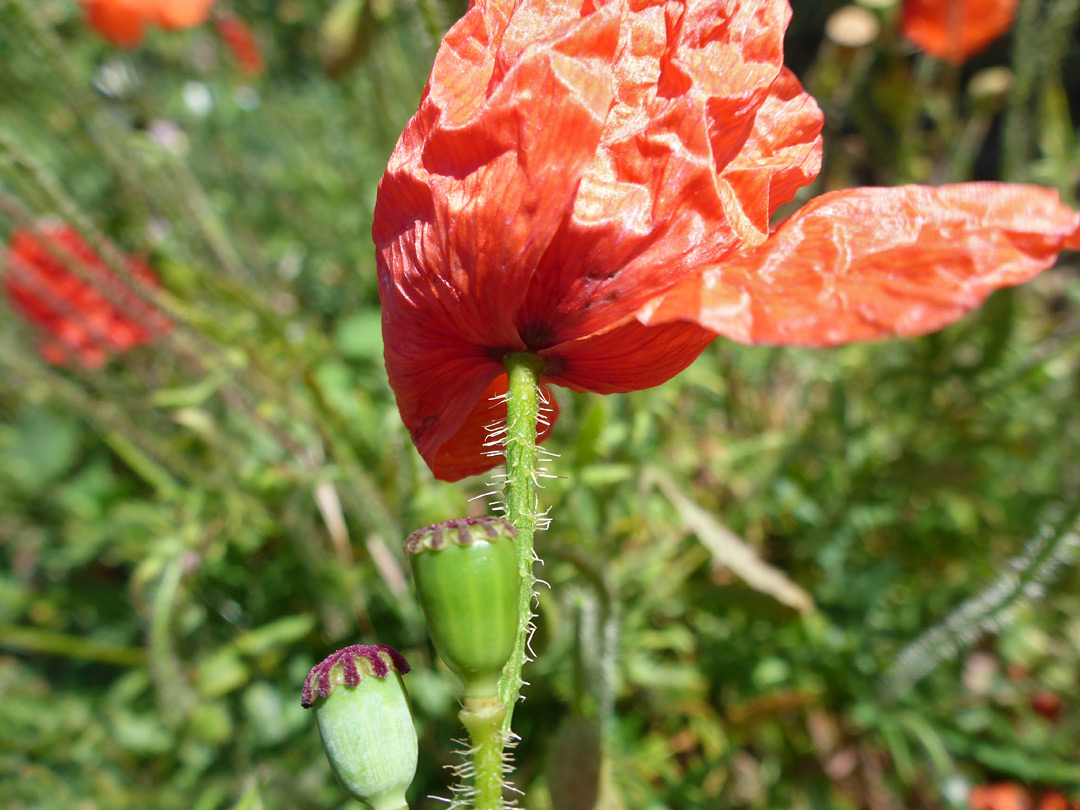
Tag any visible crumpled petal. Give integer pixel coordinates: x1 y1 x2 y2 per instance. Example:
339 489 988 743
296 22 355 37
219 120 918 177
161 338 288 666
641 184 1080 345
516 0 817 345
375 0 621 352
546 319 715 394
900 0 1019 64
428 376 559 481
377 0 627 478
719 66 823 235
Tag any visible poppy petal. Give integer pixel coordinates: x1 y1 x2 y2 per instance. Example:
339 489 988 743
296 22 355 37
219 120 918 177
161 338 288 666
82 0 148 46
900 0 1020 64
374 0 621 352
516 0 804 346
719 66 824 235
968 782 1034 810
215 14 265 75
1038 792 1070 810
428 376 560 482
382 318 503 475
641 184 1080 345
544 319 715 394
1067 221 1080 251
383 313 565 481
152 0 217 30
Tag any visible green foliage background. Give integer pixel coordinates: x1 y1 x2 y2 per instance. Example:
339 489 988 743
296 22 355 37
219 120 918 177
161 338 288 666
1 0 1079 808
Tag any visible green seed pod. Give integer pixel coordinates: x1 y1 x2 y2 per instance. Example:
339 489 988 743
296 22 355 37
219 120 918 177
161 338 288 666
405 517 519 698
301 645 417 810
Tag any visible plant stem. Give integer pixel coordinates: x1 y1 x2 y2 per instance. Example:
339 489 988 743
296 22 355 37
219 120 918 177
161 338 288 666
1003 0 1042 180
472 376 616 810
149 554 197 724
461 695 509 810
454 354 542 809
498 352 545 726
0 624 146 667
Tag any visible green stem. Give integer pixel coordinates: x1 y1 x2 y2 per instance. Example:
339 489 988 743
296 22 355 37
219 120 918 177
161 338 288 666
896 55 937 183
497 352 545 725
461 695 508 810
0 624 146 667
454 353 541 809
149 555 197 724
1003 0 1042 180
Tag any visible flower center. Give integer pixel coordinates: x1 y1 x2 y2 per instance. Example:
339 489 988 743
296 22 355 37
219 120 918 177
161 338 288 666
516 320 557 351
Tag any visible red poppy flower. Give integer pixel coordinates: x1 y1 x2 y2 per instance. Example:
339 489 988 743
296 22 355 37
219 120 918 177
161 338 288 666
970 782 1034 810
1036 792 1074 810
899 0 1019 64
81 0 218 47
374 0 1080 481
215 13 265 75
3 223 170 369
970 783 1080 810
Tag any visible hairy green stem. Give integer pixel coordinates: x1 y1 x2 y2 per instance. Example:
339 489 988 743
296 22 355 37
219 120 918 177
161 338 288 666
451 354 541 809
497 352 544 727
461 696 509 810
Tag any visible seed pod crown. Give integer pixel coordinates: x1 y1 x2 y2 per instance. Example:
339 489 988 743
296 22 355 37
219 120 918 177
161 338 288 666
301 644 410 709
403 516 517 555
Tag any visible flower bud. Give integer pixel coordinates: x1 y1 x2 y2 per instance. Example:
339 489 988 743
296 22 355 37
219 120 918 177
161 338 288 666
405 517 518 697
301 644 417 810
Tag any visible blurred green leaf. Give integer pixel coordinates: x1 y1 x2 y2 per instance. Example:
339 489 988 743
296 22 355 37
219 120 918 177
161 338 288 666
334 311 383 361
2 407 80 493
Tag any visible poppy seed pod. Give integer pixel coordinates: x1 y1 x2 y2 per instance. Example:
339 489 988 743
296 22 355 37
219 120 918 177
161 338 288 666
405 517 519 698
301 645 417 810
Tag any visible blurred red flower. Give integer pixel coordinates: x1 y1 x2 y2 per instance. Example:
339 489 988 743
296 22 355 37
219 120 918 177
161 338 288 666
215 14 265 75
3 223 169 369
80 0 218 47
1030 689 1063 722
374 0 1080 481
1037 792 1074 810
970 782 1034 810
970 782 1080 810
900 0 1019 63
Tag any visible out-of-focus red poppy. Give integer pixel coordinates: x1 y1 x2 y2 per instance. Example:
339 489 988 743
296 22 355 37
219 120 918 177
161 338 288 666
214 13 265 75
1036 792 1073 810
970 783 1080 810
970 782 1035 810
1030 689 1063 722
80 0 218 47
374 0 1080 481
900 0 1019 64
3 224 170 369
